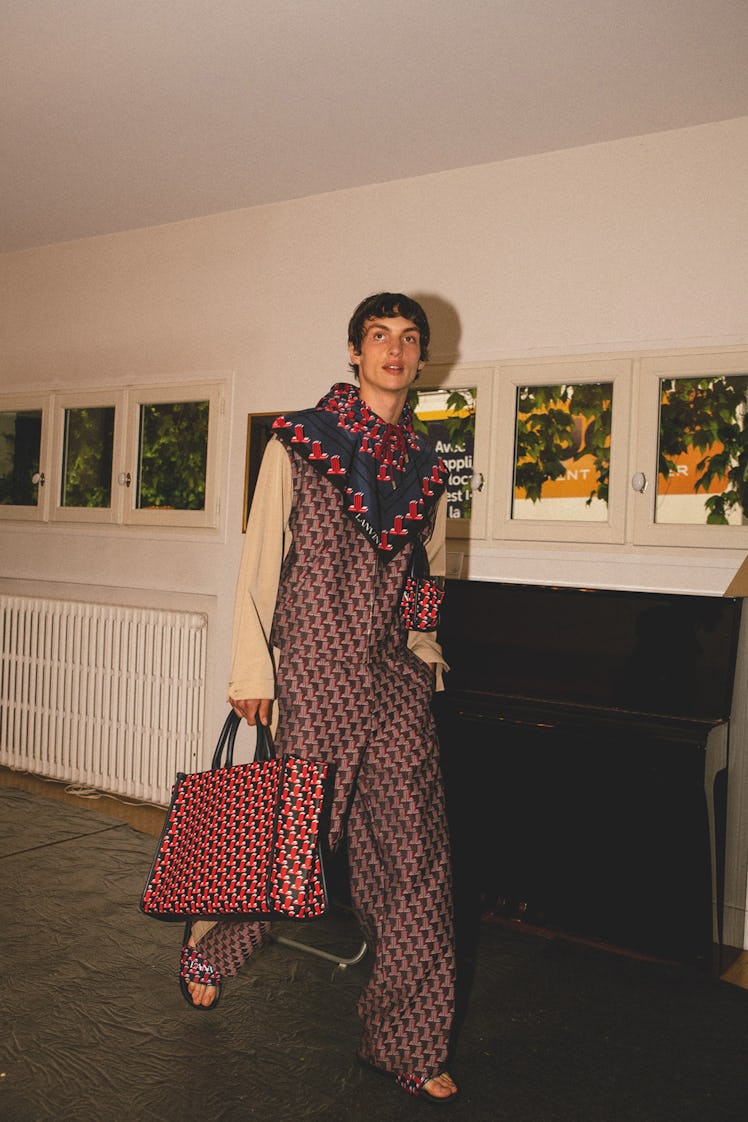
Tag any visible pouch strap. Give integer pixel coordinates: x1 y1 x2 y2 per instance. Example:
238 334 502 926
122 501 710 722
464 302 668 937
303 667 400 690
408 538 429 579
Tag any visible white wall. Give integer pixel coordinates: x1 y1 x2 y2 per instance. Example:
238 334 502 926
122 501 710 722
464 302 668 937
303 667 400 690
1 116 747 752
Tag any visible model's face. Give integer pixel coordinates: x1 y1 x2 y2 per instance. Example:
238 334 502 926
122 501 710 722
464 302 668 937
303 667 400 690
349 316 424 402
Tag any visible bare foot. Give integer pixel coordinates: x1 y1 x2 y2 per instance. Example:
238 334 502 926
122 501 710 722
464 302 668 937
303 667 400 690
423 1072 459 1101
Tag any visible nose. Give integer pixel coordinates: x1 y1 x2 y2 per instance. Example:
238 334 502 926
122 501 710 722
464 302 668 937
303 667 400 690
388 336 403 354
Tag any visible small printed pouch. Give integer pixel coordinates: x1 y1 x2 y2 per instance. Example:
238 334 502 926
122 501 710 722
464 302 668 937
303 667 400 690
400 540 446 632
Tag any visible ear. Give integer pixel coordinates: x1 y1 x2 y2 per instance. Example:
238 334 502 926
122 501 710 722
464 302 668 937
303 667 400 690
348 341 361 363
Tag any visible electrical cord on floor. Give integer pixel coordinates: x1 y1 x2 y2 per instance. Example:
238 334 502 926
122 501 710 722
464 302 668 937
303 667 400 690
4 766 168 811
63 783 168 810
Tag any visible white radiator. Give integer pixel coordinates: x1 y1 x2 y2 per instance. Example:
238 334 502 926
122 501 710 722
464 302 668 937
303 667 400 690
0 595 207 805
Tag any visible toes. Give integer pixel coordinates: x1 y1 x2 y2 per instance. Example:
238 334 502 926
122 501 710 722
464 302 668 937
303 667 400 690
423 1073 458 1100
187 980 216 1007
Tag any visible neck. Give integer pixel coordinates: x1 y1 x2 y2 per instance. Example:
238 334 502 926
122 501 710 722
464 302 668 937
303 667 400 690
357 386 407 425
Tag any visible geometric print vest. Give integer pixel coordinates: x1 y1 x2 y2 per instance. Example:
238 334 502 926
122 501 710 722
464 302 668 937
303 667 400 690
271 450 433 668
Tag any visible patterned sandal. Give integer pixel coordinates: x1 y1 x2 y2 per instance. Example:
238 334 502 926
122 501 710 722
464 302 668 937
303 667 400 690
395 1072 461 1105
358 1056 459 1106
179 936 223 1010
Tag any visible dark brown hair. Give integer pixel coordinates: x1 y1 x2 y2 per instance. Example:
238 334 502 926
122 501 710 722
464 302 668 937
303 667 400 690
347 292 430 375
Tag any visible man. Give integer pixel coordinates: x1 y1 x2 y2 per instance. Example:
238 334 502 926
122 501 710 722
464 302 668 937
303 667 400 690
181 293 459 1104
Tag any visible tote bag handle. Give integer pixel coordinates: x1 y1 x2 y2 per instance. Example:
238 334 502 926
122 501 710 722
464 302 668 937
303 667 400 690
210 710 274 769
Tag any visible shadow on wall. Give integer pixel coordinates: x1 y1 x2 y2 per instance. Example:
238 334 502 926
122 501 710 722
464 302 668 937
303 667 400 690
412 292 462 367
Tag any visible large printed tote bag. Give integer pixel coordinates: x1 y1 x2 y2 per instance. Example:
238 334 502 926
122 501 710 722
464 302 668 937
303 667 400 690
141 711 330 921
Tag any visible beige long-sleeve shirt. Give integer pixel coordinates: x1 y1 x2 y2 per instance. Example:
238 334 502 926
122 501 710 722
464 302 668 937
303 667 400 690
228 437 449 702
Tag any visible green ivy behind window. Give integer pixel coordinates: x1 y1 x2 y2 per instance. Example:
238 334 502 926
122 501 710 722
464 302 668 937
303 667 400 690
137 400 209 511
61 407 115 508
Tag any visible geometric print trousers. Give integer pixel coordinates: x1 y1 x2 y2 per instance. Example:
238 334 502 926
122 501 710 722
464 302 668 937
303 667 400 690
194 654 456 1078
347 709 456 1075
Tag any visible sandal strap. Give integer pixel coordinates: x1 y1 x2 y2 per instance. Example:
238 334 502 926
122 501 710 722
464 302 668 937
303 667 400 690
395 1073 429 1096
180 944 222 987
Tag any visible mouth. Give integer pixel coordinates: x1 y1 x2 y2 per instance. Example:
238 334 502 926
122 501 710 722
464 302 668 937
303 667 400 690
383 364 404 373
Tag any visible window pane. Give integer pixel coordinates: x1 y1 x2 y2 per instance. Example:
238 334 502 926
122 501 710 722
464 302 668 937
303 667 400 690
0 409 42 506
410 387 476 520
512 382 612 522
61 406 115 508
656 373 748 525
136 400 209 511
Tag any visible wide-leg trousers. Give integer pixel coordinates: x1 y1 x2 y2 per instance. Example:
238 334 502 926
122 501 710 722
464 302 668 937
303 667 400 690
195 652 456 1077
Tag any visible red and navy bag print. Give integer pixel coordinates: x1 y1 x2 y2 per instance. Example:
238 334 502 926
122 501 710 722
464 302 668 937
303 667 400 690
140 712 331 921
400 540 445 632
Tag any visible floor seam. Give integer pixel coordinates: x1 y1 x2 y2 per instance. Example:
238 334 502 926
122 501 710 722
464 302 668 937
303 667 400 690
0 821 129 859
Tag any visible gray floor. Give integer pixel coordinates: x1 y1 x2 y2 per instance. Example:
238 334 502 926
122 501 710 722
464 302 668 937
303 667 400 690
2 784 748 1122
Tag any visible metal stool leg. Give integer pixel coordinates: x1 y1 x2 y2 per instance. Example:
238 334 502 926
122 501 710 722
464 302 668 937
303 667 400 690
272 932 368 968
271 895 368 970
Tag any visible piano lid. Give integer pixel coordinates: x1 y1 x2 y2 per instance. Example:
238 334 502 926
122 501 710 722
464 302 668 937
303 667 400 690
438 581 742 725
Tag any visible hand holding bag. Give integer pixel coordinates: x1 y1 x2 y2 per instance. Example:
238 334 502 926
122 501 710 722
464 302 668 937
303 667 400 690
140 710 331 922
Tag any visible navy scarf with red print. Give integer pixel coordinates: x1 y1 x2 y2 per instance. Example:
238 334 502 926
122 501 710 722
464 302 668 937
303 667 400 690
272 383 447 561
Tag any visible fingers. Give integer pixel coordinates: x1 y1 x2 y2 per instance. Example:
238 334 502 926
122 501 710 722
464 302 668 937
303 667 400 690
230 698 258 724
229 698 273 726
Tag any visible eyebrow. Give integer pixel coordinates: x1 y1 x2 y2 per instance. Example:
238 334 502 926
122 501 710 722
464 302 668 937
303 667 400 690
366 321 420 336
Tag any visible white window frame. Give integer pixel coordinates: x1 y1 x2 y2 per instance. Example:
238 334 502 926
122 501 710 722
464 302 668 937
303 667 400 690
416 364 495 541
0 394 52 522
51 390 126 524
631 349 748 549
122 381 223 529
494 356 633 545
2 379 225 531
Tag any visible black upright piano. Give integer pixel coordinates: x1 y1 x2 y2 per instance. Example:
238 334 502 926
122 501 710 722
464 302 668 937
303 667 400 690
434 580 742 966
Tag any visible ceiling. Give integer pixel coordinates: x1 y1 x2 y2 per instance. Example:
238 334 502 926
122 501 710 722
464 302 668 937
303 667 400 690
2 0 748 253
